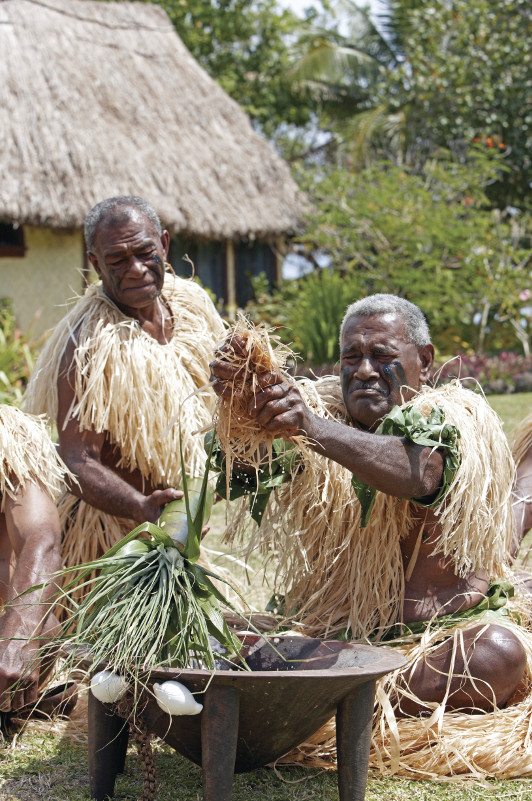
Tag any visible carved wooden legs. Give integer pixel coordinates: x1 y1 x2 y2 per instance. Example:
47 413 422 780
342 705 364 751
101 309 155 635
87 678 377 801
201 684 240 801
88 692 129 800
336 680 376 801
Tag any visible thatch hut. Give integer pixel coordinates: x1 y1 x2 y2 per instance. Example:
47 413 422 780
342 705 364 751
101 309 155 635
0 0 303 335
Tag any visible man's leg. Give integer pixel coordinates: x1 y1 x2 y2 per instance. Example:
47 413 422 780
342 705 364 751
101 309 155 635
14 614 78 719
396 624 527 717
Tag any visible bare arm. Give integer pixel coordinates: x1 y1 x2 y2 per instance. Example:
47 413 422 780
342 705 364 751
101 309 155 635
210 334 443 500
57 340 181 523
513 450 532 556
0 482 62 710
250 379 444 499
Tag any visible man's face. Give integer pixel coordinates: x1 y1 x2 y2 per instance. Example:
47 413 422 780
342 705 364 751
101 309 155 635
340 313 433 430
88 209 169 315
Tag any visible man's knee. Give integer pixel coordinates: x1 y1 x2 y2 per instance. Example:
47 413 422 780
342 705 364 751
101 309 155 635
467 624 527 704
398 623 527 715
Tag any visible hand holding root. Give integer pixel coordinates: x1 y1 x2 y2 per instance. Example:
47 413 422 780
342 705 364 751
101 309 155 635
210 333 282 400
212 316 308 471
247 379 310 440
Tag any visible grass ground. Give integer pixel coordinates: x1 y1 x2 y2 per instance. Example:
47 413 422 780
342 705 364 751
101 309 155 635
1 394 532 800
487 392 532 441
2 731 532 801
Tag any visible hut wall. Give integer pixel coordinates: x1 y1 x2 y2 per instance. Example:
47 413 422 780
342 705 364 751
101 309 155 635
0 227 84 337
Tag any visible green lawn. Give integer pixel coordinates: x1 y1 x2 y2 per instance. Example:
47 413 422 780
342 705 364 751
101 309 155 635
2 731 532 801
487 392 532 441
2 394 532 800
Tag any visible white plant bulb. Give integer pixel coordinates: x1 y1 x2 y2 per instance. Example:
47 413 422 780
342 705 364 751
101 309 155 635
153 680 203 716
90 670 129 704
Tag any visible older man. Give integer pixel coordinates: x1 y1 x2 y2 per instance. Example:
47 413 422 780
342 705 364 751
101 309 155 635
25 196 225 571
213 294 532 777
0 405 74 716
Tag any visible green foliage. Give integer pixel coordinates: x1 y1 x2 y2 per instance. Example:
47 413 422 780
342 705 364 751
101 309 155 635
245 269 359 364
295 155 532 357
289 0 398 141
293 0 532 207
280 268 356 364
380 0 532 206
0 300 36 405
133 0 316 140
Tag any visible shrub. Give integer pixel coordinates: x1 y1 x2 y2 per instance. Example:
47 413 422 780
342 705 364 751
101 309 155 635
0 300 37 405
433 352 531 393
244 269 360 366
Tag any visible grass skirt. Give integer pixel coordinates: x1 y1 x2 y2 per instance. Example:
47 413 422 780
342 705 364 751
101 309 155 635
278 598 532 779
0 404 67 510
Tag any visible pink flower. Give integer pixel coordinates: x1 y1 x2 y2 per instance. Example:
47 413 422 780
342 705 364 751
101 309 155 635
519 289 531 301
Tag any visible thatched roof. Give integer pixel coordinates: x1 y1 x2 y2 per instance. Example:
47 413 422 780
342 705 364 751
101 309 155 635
0 0 303 239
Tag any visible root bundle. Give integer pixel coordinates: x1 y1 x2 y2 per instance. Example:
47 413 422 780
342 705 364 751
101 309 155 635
213 316 302 477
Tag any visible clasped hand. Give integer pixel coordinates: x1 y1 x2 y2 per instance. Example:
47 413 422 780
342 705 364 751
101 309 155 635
210 334 312 440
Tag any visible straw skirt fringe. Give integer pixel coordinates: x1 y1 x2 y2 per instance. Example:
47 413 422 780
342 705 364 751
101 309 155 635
278 604 532 779
226 379 515 642
0 404 68 510
58 493 134 569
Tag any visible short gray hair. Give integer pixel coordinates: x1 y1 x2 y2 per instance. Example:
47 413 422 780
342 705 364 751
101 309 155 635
84 196 162 251
340 294 431 347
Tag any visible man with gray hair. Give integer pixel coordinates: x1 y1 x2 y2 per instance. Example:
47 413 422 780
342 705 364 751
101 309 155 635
84 195 163 251
340 293 431 347
211 292 531 777
25 195 225 578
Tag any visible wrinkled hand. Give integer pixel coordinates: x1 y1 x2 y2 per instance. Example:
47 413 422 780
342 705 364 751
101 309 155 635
210 334 283 399
248 381 313 440
209 333 248 398
139 488 184 524
0 640 40 712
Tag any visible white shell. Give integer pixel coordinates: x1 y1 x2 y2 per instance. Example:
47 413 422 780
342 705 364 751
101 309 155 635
90 670 130 704
153 680 203 716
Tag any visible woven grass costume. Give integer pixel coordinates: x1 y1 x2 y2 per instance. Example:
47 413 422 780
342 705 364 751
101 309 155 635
24 272 224 568
222 378 532 779
0 405 67 509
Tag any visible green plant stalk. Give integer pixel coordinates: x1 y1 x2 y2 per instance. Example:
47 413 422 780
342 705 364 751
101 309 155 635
158 478 214 550
19 428 250 688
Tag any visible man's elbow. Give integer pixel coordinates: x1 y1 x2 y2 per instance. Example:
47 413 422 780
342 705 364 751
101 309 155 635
58 447 96 494
413 451 446 501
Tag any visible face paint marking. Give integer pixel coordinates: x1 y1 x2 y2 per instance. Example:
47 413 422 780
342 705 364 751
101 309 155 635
392 360 408 388
341 365 350 398
382 360 408 401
